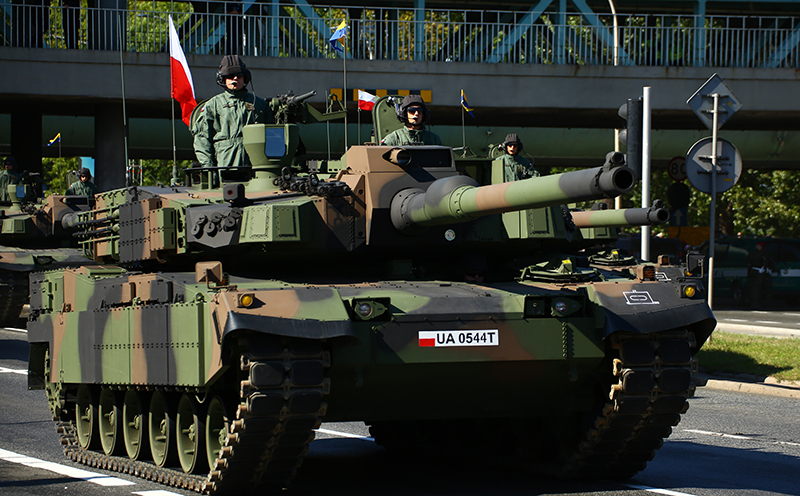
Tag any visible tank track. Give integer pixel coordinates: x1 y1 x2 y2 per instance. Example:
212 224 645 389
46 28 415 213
370 329 697 479
559 329 698 479
0 269 29 327
53 335 330 494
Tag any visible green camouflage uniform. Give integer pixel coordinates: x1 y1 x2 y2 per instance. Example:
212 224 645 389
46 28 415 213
65 179 98 196
502 154 539 182
0 169 21 203
381 126 442 146
192 89 269 168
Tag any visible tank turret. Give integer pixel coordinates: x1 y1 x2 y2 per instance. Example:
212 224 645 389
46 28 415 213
27 91 715 494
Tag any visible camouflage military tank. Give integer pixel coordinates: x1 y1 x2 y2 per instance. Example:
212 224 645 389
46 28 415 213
27 93 715 494
0 172 94 326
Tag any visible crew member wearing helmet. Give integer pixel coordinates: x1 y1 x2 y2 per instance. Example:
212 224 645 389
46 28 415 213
381 94 442 146
65 167 99 196
192 55 270 169
501 133 539 182
0 156 21 204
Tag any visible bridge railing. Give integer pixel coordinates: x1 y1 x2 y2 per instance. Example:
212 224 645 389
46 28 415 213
2 2 799 69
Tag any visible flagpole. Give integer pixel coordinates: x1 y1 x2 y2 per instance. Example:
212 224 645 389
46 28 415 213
118 14 130 187
357 105 361 146
170 16 177 185
461 105 465 150
342 33 348 153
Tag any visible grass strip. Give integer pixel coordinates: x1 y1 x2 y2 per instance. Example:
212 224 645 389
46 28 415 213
697 331 800 383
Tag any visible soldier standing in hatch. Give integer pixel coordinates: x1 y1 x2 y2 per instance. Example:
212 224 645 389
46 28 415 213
192 55 269 169
745 241 773 309
500 133 539 182
381 95 442 146
65 167 99 196
0 157 22 204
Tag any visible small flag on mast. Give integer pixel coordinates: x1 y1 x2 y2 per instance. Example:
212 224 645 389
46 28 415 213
358 90 377 111
47 133 61 146
461 89 475 118
168 16 197 127
329 19 347 53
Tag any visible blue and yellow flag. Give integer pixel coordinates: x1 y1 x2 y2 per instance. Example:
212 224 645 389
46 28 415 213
329 20 347 53
47 133 61 146
460 89 474 118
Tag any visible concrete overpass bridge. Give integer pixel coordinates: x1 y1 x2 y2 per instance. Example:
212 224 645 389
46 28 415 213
1 0 799 190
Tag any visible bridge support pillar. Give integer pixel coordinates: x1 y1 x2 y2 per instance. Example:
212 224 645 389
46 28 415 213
10 107 43 174
94 104 127 191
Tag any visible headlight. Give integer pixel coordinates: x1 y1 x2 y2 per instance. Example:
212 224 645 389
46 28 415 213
237 293 255 307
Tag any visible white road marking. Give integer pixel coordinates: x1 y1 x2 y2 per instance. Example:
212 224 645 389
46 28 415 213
132 490 184 495
625 484 701 496
754 320 781 325
685 429 800 447
0 366 27 375
0 447 134 486
684 429 753 440
316 428 374 441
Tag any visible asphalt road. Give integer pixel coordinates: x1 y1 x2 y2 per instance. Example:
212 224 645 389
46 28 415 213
713 308 800 338
2 326 799 496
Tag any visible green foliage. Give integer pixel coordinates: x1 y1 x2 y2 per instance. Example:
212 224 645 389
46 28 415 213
42 158 192 195
697 331 800 382
42 157 81 195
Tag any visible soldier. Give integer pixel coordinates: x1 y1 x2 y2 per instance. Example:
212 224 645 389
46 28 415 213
65 167 99 196
0 156 21 204
500 133 539 182
745 241 773 309
381 94 442 146
192 55 269 169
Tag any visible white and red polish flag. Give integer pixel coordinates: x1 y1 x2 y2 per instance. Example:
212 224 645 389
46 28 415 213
168 16 197 127
358 90 377 111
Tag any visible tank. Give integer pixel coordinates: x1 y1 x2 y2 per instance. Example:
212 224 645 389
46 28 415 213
26 92 715 494
0 172 95 325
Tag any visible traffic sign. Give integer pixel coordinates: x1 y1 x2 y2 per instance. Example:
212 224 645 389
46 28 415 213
686 74 743 131
669 208 688 227
667 182 691 208
685 137 742 194
667 156 687 182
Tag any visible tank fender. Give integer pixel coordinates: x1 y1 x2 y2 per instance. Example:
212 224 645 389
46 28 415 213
211 287 357 342
589 282 716 350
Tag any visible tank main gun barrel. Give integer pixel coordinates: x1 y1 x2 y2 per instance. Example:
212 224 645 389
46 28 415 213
287 90 316 106
571 200 669 228
391 163 635 230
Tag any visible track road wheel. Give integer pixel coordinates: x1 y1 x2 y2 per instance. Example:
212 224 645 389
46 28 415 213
98 389 125 455
205 395 230 472
177 393 208 474
75 385 100 450
149 390 178 467
123 389 150 460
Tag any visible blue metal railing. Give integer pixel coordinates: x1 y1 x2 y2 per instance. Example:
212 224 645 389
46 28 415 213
2 3 799 69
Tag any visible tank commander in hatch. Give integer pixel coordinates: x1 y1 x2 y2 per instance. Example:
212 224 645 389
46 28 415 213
192 55 269 169
0 156 21 204
381 94 442 146
65 167 99 196
500 133 539 182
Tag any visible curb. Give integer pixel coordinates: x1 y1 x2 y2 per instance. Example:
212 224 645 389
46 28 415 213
694 373 800 398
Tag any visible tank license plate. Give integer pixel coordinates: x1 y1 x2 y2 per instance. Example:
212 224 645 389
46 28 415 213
418 330 499 347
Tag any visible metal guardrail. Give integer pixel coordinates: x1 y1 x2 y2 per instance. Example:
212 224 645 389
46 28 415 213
2 3 799 69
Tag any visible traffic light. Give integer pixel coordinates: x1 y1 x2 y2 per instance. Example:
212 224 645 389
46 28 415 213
618 98 643 180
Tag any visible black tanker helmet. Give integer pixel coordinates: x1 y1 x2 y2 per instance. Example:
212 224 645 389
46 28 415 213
502 133 523 153
397 94 430 125
216 54 252 87
79 167 92 179
3 156 17 169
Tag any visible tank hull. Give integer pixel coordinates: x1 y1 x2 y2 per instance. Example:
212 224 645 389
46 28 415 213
27 262 714 492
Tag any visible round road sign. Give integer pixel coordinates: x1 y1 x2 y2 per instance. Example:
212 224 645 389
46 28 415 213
667 156 687 182
685 137 742 195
